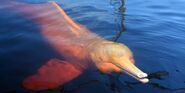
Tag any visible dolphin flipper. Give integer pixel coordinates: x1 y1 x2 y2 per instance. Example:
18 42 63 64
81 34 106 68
23 59 82 91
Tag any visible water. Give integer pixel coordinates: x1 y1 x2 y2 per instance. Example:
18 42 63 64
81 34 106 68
0 0 185 93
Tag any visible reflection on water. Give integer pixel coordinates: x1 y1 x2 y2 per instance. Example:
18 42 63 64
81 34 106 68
1 0 185 93
111 0 126 42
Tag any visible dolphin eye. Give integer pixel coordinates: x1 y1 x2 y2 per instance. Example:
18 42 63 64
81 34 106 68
129 56 133 60
129 56 135 63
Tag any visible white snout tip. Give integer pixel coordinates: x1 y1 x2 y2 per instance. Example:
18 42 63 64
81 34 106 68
139 78 149 83
137 73 148 79
137 73 149 83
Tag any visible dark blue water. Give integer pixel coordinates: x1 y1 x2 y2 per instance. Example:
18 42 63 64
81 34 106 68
0 0 185 93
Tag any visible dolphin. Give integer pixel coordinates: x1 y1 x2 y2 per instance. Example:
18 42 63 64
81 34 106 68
2 1 149 91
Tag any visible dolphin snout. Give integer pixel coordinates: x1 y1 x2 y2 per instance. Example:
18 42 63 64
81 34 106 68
136 72 149 83
137 72 148 79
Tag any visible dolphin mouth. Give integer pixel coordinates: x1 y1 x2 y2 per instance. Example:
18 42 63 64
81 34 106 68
121 69 149 83
115 64 149 83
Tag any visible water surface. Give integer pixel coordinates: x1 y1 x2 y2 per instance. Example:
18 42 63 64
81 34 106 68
0 0 185 93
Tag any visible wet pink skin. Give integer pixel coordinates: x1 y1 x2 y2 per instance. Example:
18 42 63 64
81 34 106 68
3 1 133 91
3 1 98 91
18 2 89 90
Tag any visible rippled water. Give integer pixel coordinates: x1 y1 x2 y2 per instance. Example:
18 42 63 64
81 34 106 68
0 0 185 93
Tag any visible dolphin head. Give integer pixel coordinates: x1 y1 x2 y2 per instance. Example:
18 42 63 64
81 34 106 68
89 41 149 83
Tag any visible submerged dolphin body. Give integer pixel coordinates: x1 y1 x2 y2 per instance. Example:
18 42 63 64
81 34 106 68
2 1 149 91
